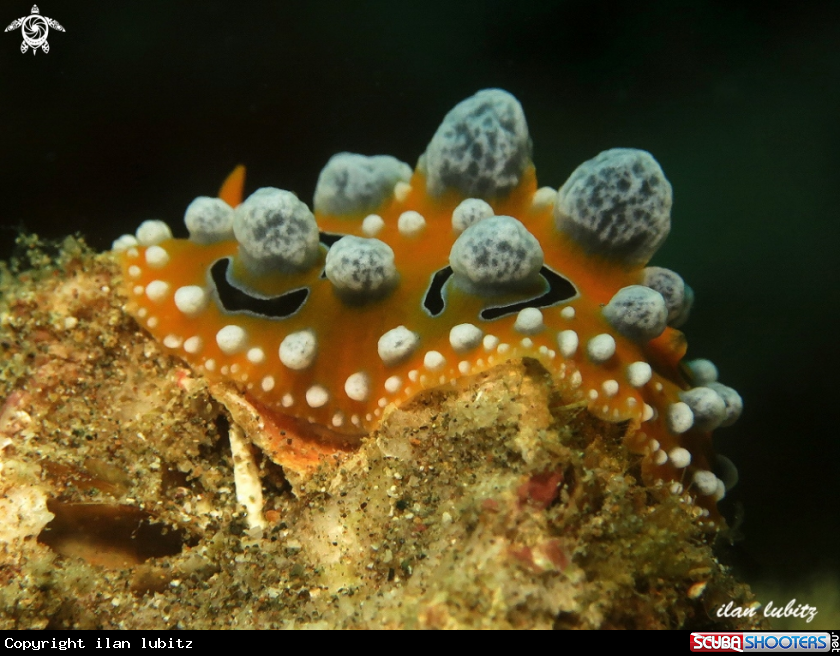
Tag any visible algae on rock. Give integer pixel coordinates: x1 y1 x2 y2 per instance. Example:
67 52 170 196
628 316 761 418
0 237 764 629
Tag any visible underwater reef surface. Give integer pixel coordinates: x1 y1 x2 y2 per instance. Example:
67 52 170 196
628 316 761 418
0 237 764 630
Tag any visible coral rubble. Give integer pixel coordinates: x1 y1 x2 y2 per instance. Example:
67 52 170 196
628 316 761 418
0 238 763 629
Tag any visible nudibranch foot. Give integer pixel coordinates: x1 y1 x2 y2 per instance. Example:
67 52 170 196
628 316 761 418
114 88 743 521
210 382 357 494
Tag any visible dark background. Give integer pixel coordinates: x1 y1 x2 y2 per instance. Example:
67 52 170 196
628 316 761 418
2 0 839 607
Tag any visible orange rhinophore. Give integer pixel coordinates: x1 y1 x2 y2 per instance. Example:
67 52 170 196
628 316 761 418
113 89 742 518
218 164 246 208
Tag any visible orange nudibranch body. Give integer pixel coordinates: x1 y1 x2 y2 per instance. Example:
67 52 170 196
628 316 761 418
114 89 742 519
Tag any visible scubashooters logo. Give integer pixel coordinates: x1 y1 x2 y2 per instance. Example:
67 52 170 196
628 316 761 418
4 5 64 54
690 632 835 652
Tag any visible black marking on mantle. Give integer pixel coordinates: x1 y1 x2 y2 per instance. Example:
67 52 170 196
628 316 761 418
210 259 309 318
480 267 577 321
319 231 345 248
422 267 453 316
421 266 577 320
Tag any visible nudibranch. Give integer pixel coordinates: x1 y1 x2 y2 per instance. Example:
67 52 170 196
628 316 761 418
113 89 742 518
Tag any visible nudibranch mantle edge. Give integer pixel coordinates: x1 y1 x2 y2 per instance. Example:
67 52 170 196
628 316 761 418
113 89 743 519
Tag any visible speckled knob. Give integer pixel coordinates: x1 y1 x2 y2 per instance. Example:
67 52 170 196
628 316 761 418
555 148 672 266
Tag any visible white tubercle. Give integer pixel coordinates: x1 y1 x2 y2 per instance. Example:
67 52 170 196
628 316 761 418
397 210 426 237
449 323 483 353
247 347 266 364
693 470 719 496
601 379 619 397
557 330 579 358
384 376 403 394
345 372 371 402
513 307 544 335
626 361 652 388
163 334 183 349
587 334 616 363
145 245 170 268
183 336 203 354
112 234 139 251
145 280 170 303
668 447 692 469
174 286 208 317
362 214 385 237
685 358 718 385
216 325 248 355
306 385 329 408
482 334 500 351
393 181 412 202
135 220 172 246
423 351 446 372
531 186 557 209
378 326 419 366
667 402 694 434
279 330 318 370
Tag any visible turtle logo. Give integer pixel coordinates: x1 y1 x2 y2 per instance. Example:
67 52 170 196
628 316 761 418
4 5 64 55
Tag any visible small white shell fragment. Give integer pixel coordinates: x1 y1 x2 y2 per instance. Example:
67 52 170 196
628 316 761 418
228 423 267 530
